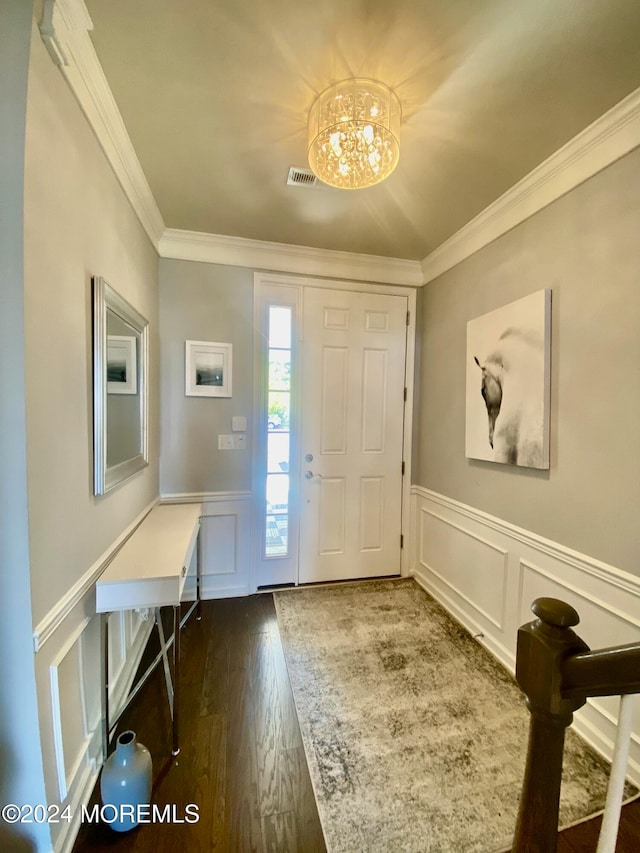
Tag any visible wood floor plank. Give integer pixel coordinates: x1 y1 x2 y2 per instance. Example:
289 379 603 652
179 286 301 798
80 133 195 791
199 628 229 717
190 713 226 852
261 810 298 853
252 632 295 817
555 797 640 853
286 746 327 851
223 745 264 853
269 624 304 751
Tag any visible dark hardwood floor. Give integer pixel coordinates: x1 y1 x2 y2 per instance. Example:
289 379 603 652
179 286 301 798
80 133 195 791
72 595 639 853
73 596 325 853
555 801 640 853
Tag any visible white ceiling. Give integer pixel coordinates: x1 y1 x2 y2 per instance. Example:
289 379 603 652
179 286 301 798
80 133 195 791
85 0 640 261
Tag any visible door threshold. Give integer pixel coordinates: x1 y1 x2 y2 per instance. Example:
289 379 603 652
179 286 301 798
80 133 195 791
296 574 402 590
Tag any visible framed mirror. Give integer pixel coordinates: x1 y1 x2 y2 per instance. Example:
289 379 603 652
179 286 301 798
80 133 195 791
92 276 149 495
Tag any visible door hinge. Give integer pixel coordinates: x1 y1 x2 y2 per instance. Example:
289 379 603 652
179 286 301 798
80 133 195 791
403 387 407 402
406 310 410 326
401 460 405 476
400 534 404 549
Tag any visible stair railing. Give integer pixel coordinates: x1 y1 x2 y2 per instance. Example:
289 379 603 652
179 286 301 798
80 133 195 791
511 597 640 853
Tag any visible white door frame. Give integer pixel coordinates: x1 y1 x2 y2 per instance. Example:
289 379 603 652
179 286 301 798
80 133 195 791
251 271 418 592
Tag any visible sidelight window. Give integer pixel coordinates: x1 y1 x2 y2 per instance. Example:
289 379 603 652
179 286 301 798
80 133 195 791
264 306 292 558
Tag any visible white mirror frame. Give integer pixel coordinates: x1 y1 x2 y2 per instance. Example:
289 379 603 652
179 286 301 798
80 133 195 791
92 276 149 495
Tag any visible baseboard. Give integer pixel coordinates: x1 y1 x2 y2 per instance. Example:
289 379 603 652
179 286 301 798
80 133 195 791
55 759 101 853
411 565 516 674
201 581 250 600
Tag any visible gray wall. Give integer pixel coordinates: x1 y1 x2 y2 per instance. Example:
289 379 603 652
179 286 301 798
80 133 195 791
159 259 254 495
413 148 640 576
23 18 160 628
0 2 50 849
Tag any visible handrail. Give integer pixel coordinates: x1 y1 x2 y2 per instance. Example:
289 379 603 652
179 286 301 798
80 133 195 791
562 644 640 699
511 597 640 853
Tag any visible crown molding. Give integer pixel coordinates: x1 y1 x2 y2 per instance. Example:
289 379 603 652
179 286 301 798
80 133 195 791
38 0 165 249
39 2 640 287
159 229 424 287
37 1 420 285
421 86 640 285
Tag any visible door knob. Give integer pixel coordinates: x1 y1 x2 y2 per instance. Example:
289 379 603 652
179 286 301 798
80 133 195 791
305 470 314 480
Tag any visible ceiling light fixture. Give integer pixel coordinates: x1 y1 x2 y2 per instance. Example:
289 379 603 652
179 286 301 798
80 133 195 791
307 78 401 190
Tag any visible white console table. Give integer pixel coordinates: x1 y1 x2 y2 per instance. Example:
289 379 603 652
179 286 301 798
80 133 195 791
96 502 202 758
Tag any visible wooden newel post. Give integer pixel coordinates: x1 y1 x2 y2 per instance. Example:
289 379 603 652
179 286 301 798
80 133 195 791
511 598 590 853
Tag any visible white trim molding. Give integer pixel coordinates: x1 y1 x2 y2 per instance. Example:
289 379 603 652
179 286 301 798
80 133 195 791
49 616 92 801
417 488 640 596
421 86 640 284
40 0 92 67
410 485 640 786
33 497 158 652
160 490 252 504
160 228 423 287
38 0 165 249
40 4 640 289
34 545 155 852
200 494 253 599
161 491 254 598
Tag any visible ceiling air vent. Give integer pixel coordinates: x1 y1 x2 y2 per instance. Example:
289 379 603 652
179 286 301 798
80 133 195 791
286 167 336 191
287 167 318 187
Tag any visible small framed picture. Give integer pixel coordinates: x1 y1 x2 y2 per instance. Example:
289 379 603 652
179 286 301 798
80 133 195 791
185 340 232 397
107 335 137 394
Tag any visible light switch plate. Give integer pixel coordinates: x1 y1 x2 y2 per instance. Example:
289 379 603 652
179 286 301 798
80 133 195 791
232 416 247 432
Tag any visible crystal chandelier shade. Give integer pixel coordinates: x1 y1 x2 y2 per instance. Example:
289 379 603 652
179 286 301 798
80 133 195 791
308 79 401 190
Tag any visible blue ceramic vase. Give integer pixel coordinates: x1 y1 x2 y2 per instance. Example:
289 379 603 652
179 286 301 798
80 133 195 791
100 730 152 832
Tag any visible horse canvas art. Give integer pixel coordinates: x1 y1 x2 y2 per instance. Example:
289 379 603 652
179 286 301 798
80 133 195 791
466 290 551 469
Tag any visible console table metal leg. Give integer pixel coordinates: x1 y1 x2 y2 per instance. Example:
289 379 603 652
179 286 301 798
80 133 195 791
101 612 110 761
196 527 202 621
156 608 174 714
172 603 181 756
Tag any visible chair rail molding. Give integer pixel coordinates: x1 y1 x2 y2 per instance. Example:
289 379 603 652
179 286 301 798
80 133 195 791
160 490 252 504
410 485 640 786
413 486 640 596
33 497 158 652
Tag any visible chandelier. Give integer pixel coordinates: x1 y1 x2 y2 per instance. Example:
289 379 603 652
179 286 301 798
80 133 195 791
307 78 401 190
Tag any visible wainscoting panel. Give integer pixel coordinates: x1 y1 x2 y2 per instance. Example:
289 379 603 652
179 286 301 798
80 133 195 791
202 514 237 574
34 519 158 853
49 618 91 802
200 494 252 598
411 486 640 787
419 507 508 632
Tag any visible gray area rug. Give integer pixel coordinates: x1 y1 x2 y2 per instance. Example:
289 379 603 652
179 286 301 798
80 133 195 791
274 578 637 853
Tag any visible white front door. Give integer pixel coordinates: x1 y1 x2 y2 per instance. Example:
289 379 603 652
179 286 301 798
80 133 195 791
298 287 408 583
